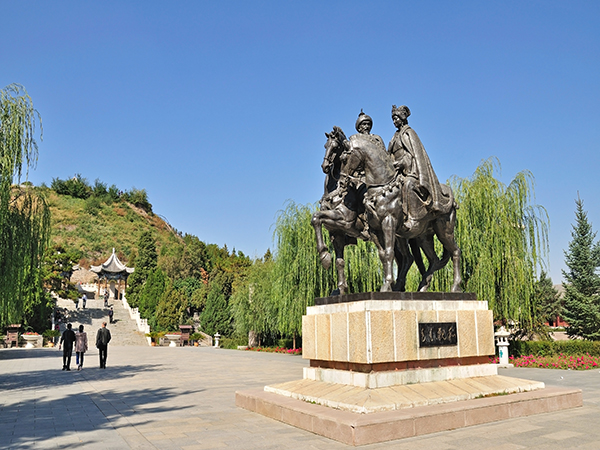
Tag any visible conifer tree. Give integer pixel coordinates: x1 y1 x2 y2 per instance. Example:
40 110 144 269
200 280 232 336
126 231 158 307
562 196 600 340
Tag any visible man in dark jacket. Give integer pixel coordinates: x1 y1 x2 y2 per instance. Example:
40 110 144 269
96 322 112 369
59 323 76 371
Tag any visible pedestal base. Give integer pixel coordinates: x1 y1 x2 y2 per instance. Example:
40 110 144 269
236 384 582 446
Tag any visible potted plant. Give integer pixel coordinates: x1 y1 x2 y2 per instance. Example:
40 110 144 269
43 329 60 347
145 331 165 346
190 332 202 346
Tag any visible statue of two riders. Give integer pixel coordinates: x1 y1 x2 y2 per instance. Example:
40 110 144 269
312 105 462 295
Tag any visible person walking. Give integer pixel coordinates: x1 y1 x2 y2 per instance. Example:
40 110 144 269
82 293 87 309
75 325 88 370
96 322 111 369
108 307 114 324
59 323 76 371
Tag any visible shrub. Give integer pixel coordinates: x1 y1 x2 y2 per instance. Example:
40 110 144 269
84 196 102 215
51 174 92 199
220 335 248 349
510 339 600 357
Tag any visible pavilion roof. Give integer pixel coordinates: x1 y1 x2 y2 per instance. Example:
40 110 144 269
90 248 134 274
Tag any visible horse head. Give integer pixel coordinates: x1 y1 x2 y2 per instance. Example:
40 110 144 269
322 126 346 174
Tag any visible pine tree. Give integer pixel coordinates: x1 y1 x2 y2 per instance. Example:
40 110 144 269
125 231 158 307
562 196 600 340
200 280 232 337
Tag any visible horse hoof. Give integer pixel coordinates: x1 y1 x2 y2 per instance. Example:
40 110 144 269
380 283 392 292
320 252 332 270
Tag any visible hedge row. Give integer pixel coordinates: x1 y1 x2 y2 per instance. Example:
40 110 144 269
510 339 600 357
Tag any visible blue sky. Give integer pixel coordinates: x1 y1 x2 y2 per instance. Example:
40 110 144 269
2 1 599 283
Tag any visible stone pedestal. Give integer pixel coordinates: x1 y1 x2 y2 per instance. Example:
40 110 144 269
237 293 582 445
302 292 494 376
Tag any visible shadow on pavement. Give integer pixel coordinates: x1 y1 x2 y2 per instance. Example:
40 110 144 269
0 362 166 391
4 379 202 449
0 348 64 360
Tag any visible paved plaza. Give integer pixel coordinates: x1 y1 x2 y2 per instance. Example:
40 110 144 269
1 344 600 450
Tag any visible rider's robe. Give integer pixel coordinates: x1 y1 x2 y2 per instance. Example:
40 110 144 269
388 124 452 216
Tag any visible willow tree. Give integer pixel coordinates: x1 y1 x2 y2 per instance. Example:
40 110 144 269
230 256 278 345
434 158 549 329
272 201 381 343
0 84 50 329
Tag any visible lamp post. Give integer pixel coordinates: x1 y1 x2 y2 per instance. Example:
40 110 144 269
494 326 513 368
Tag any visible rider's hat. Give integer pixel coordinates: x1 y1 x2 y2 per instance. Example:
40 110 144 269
355 109 373 132
392 104 411 118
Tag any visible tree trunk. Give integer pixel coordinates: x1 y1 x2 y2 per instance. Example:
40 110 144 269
248 330 258 348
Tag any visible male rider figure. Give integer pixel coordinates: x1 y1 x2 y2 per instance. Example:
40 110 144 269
387 105 450 231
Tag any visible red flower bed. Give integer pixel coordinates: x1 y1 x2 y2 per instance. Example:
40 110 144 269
490 353 600 370
246 347 302 355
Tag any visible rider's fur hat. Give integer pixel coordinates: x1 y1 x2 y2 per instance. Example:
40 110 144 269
392 104 411 118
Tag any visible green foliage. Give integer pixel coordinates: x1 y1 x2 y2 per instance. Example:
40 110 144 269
230 257 278 339
0 84 51 330
271 201 383 338
123 187 152 213
155 281 187 331
200 280 233 337
43 329 60 338
219 335 249 349
43 245 80 301
126 231 158 307
562 196 600 340
138 268 167 319
444 158 549 329
510 339 600 358
272 201 335 338
84 195 102 215
534 271 562 325
51 174 92 199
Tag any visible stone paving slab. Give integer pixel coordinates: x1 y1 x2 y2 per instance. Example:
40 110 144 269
1 346 600 449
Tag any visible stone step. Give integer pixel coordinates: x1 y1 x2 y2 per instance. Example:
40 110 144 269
56 296 147 346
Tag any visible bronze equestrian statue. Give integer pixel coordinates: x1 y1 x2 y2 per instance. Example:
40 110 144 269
312 106 462 294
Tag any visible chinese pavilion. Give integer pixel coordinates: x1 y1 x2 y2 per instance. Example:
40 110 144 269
90 249 134 299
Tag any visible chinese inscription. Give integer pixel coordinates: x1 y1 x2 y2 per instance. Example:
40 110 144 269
418 322 458 347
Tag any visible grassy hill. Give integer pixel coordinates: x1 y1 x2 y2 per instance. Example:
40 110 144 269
43 188 182 267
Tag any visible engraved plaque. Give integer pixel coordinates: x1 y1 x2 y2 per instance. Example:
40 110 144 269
418 322 458 347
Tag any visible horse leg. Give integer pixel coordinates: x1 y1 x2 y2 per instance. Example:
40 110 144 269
433 210 462 292
311 211 332 270
416 234 439 292
409 239 427 278
332 234 347 295
380 215 397 292
393 238 413 292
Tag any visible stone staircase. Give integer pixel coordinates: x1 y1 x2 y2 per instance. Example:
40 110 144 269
56 297 148 346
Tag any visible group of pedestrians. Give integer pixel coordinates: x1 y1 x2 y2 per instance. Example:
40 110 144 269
59 322 112 370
